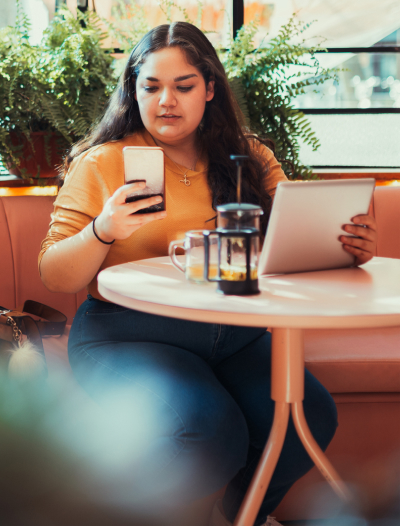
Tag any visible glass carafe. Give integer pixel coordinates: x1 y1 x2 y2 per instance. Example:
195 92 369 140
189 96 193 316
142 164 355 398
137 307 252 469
204 203 263 295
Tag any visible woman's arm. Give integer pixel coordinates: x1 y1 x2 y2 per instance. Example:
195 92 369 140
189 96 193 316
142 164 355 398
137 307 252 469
40 182 166 293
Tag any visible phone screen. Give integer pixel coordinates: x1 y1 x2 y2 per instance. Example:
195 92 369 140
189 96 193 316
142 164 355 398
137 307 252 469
123 147 165 214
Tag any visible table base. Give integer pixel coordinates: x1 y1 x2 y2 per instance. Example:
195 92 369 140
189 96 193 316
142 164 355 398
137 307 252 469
233 328 352 526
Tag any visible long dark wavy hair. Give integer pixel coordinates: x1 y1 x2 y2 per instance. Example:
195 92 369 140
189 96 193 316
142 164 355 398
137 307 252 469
64 22 274 232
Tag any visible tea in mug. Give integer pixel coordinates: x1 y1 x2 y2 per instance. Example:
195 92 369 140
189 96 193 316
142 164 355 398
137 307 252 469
186 264 218 282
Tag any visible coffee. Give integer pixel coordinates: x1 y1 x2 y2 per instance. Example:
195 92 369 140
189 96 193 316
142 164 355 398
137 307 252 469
220 265 258 281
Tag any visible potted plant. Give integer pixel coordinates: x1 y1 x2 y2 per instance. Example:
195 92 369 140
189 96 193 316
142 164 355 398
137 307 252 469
0 3 116 183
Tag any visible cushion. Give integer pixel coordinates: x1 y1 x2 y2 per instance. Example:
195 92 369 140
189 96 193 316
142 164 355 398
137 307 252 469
374 186 400 259
304 326 400 393
0 198 15 307
1 196 86 324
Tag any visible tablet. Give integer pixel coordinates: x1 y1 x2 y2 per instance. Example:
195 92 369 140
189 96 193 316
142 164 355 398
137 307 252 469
258 178 375 275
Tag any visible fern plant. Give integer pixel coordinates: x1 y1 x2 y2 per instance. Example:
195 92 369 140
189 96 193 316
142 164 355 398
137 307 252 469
0 2 116 182
219 18 338 179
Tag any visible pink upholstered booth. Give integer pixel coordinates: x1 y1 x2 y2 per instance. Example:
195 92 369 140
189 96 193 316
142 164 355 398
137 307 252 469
0 195 87 323
0 186 399 521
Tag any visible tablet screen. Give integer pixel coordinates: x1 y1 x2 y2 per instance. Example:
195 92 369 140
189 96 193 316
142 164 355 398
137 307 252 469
258 178 375 275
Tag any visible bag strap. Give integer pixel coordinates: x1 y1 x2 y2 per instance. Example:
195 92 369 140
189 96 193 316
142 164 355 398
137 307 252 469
0 309 44 352
0 300 67 341
18 300 67 337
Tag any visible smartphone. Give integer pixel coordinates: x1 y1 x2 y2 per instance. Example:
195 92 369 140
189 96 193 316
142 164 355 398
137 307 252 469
123 146 165 214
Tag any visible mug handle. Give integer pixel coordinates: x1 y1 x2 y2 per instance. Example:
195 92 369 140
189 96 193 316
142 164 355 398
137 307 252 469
168 239 186 273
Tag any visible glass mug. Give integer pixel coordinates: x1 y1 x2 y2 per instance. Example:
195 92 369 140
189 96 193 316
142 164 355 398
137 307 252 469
168 230 218 283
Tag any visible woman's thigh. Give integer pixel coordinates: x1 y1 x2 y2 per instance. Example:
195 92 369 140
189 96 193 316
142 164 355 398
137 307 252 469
70 295 219 362
69 296 267 364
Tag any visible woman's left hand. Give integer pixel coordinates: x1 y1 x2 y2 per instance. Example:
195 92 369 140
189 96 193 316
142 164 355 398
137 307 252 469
340 214 377 266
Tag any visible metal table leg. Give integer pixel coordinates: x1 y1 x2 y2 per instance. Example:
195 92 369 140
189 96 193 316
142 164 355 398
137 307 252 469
233 328 350 526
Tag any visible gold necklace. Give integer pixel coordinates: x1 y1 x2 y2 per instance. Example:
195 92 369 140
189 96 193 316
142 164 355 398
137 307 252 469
150 135 197 186
167 156 198 187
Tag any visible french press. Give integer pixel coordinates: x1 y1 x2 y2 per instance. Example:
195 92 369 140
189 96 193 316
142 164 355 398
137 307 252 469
203 156 263 295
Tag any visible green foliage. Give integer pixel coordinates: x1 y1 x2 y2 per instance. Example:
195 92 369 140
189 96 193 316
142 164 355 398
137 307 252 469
0 2 116 181
219 17 339 179
0 1 338 182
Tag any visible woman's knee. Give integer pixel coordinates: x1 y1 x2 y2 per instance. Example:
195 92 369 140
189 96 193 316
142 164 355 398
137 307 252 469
169 388 249 502
176 378 249 479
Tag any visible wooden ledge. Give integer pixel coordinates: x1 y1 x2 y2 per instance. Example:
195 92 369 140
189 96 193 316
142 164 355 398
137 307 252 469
0 176 60 187
315 170 400 181
0 172 399 197
0 186 58 197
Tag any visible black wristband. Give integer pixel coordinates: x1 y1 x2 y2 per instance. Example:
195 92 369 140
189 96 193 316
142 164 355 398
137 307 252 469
93 216 115 245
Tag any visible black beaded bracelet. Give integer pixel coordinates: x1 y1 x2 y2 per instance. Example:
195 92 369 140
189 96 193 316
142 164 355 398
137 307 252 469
93 216 115 245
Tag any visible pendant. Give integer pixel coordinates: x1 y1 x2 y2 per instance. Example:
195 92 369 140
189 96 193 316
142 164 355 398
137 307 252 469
180 174 191 186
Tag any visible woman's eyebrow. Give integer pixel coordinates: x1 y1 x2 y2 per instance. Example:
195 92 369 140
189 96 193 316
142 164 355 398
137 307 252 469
174 74 198 82
144 74 198 82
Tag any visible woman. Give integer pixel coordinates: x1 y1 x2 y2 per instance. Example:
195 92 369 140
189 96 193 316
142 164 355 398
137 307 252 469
39 22 377 526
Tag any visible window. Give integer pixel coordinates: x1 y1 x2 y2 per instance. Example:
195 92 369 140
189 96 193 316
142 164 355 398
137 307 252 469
242 0 400 170
1 0 399 175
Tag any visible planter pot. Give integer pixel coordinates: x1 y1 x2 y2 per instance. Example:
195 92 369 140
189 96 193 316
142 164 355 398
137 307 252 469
7 132 65 179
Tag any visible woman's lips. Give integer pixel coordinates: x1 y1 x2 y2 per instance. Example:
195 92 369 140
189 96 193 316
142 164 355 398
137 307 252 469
159 114 180 123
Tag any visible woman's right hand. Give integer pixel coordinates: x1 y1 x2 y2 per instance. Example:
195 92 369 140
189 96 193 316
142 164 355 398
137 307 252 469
94 182 167 242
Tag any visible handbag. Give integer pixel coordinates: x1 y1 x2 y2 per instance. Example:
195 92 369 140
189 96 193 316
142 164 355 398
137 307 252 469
0 300 67 379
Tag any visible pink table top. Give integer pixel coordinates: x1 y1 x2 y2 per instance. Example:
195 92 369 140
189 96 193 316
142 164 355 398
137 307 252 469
98 256 400 329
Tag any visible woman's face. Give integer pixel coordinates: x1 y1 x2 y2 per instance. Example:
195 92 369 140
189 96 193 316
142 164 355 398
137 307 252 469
135 47 214 147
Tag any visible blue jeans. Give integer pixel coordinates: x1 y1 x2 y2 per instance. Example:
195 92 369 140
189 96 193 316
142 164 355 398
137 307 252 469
68 295 338 525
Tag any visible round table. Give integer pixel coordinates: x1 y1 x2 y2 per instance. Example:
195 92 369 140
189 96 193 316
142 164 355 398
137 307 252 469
98 256 400 526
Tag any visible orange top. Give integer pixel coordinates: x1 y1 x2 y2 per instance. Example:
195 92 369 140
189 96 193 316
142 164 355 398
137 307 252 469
39 130 288 300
